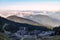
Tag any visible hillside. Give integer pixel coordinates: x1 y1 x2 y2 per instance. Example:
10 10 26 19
7 15 41 26
26 15 60 29
49 13 60 20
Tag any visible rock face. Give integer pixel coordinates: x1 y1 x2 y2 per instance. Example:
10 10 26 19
4 24 20 33
26 15 60 29
7 15 41 26
53 26 60 35
0 32 11 40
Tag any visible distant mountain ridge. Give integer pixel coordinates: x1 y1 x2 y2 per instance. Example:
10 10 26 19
7 15 40 26
49 13 60 20
25 14 60 29
0 10 60 29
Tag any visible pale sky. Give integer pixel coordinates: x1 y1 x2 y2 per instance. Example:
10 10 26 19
0 0 60 11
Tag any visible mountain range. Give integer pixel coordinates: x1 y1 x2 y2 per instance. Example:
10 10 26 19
48 13 60 20
0 10 60 29
25 14 60 29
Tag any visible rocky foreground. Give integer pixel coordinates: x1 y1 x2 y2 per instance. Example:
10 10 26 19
0 16 60 40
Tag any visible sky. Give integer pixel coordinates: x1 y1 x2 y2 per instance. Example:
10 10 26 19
0 0 60 11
